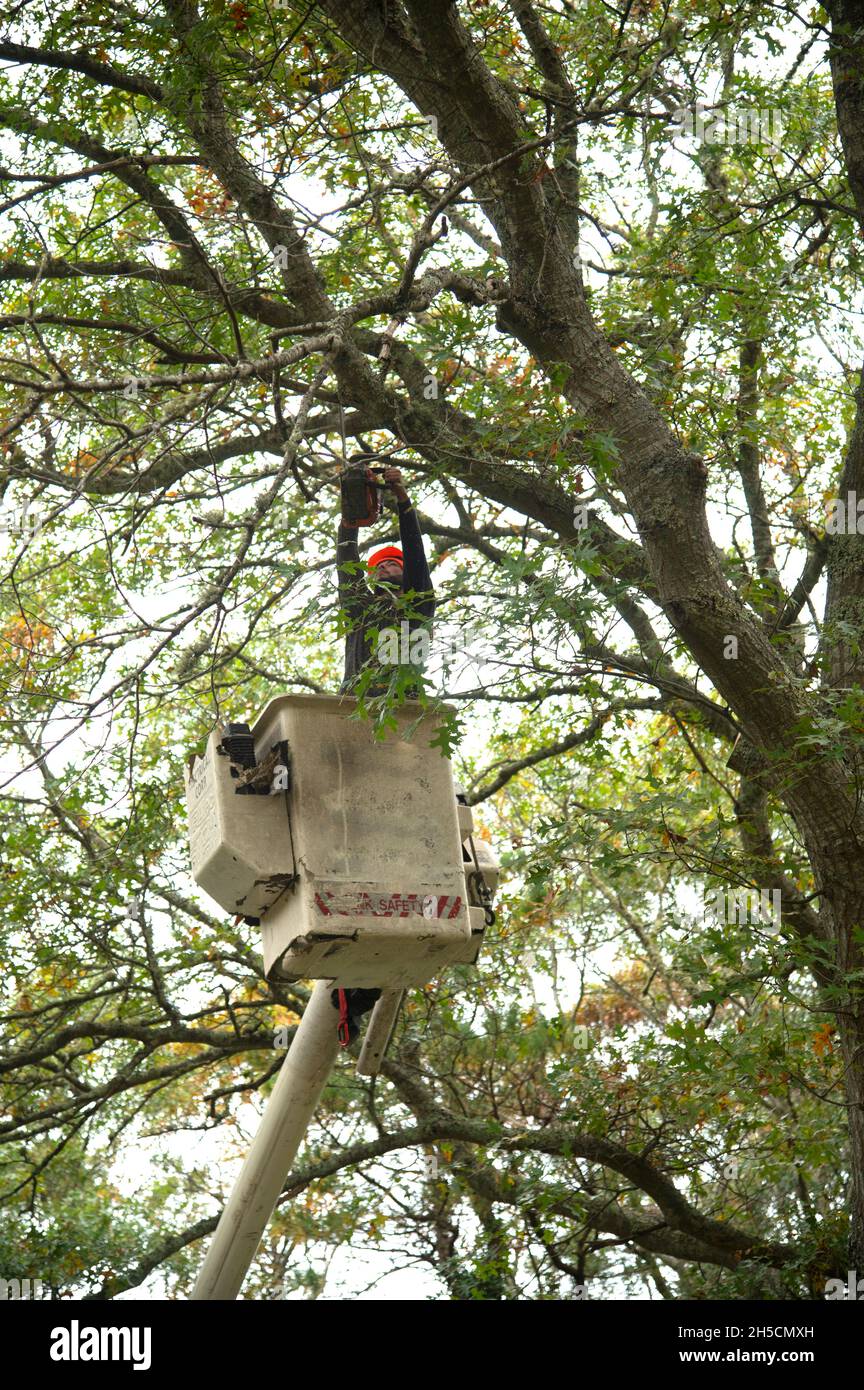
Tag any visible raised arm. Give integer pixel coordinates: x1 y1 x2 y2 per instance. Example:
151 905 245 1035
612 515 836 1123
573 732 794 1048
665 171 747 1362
398 502 435 619
382 467 435 620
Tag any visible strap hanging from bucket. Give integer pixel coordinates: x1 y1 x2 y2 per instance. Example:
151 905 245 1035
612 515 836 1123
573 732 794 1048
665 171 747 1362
466 832 497 927
337 988 351 1048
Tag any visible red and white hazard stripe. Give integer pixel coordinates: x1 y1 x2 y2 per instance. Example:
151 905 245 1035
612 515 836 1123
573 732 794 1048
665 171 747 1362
314 890 462 919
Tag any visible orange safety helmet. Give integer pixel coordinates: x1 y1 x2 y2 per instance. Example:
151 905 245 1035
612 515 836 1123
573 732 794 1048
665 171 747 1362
368 546 404 569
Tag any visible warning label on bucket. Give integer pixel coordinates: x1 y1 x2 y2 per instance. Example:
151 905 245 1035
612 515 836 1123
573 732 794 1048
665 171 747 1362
314 887 463 919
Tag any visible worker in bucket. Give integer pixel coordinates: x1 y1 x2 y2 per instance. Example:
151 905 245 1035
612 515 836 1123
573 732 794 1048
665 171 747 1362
336 463 436 695
334 462 436 1045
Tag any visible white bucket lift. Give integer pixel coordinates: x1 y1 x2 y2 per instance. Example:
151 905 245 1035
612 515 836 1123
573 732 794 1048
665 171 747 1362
185 693 497 988
184 692 499 1300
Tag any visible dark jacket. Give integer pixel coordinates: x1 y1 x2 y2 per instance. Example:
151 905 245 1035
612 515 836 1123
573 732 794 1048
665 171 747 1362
337 500 436 693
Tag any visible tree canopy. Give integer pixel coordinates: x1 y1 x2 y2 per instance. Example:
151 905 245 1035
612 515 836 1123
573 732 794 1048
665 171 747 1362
1 0 864 1300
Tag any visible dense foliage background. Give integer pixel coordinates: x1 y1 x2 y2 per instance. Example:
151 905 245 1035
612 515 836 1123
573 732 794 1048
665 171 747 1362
1 0 862 1299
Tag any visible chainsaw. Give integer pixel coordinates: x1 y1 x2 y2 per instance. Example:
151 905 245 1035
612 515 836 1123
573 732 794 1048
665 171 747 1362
339 455 396 528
